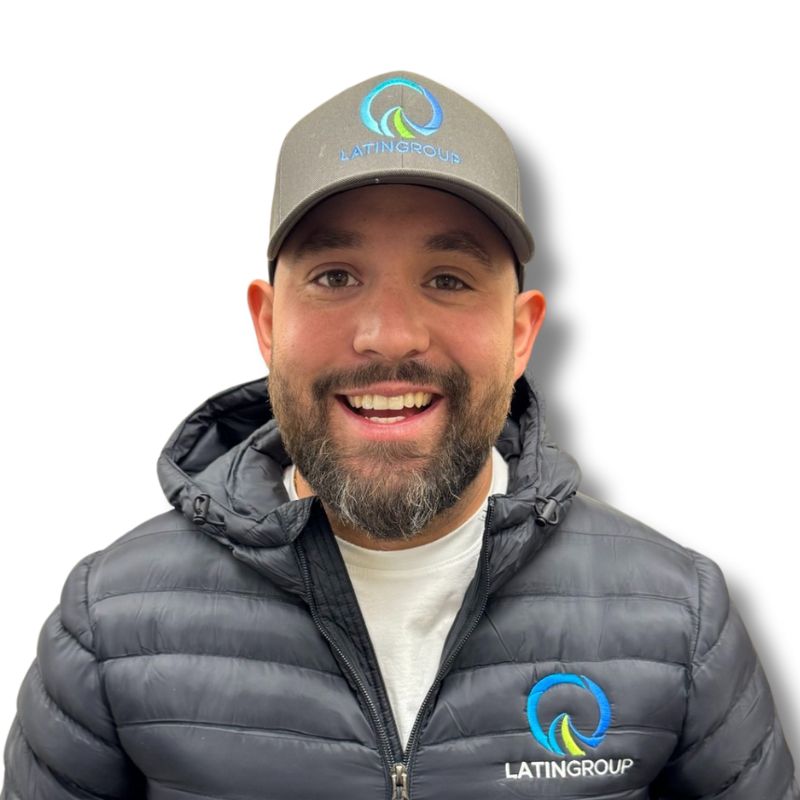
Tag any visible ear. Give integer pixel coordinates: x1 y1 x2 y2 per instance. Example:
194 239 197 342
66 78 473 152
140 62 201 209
247 279 275 367
512 289 546 379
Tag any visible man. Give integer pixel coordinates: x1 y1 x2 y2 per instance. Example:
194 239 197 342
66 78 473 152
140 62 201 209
2 71 797 799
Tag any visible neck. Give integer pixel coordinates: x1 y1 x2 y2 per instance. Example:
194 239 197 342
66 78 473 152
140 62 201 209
293 454 494 551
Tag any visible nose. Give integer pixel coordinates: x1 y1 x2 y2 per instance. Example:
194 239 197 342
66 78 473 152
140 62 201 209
352 280 431 361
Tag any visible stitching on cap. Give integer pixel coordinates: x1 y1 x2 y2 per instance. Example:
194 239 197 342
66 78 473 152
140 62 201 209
400 82 405 169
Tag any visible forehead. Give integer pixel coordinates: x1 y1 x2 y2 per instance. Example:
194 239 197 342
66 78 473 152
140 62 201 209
279 184 515 264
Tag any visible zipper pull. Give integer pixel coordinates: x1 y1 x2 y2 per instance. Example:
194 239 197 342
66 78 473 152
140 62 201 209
391 763 409 800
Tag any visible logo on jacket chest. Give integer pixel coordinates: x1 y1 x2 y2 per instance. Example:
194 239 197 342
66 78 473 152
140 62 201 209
504 673 636 782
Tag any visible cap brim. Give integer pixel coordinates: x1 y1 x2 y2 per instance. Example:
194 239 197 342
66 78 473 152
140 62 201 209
267 169 534 279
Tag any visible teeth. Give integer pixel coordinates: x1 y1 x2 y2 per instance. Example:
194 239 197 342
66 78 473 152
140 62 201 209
366 416 405 424
346 392 433 409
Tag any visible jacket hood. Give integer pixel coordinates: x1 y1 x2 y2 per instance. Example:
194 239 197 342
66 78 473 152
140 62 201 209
157 372 581 593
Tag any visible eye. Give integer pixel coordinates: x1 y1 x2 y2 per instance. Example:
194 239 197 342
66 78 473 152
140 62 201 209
426 274 469 291
312 269 359 289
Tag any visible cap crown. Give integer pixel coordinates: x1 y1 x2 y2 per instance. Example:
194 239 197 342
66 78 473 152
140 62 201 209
268 71 533 274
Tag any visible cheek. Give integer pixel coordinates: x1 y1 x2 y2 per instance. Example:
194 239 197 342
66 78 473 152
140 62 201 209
438 308 515 374
272 303 346 366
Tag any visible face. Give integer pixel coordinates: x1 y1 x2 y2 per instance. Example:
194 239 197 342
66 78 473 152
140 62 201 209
249 184 545 541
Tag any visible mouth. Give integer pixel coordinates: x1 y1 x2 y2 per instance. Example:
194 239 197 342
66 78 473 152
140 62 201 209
336 391 441 425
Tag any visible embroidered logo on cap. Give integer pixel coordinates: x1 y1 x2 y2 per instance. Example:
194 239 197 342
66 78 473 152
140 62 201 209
359 77 443 139
527 673 612 757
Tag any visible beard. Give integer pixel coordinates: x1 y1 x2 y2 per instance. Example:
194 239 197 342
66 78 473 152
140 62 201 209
268 358 515 542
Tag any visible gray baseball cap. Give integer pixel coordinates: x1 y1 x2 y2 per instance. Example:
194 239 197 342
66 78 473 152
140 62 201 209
267 70 534 285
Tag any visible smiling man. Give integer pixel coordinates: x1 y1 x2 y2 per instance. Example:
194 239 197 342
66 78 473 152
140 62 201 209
252 183 542 549
2 72 797 800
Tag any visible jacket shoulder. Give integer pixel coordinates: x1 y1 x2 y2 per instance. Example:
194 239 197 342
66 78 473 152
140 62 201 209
37 512 181 653
85 510 279 603
560 489 719 576
560 490 693 556
506 491 731 659
63 510 309 667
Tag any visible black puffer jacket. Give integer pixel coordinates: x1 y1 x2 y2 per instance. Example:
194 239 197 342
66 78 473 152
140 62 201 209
3 375 797 799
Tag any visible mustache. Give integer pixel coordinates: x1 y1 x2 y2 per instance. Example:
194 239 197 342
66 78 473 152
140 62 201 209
311 361 469 401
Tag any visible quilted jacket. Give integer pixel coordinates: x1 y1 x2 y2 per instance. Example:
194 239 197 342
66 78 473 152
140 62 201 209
3 374 798 799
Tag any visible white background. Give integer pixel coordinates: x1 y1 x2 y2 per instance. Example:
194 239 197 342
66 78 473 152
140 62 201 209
1 0 798 782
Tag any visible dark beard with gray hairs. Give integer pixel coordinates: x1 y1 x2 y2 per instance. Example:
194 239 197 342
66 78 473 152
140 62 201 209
268 360 514 541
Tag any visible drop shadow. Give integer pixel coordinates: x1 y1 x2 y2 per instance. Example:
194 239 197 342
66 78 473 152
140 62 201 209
727 575 800 758
516 146 607 502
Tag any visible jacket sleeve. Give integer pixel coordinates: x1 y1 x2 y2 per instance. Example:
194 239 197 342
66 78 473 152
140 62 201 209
2 554 144 799
651 551 799 799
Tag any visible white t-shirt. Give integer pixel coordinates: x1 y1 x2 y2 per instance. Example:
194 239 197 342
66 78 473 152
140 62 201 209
283 448 509 748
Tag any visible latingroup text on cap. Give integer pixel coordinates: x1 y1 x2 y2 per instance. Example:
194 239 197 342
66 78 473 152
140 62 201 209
338 76 462 165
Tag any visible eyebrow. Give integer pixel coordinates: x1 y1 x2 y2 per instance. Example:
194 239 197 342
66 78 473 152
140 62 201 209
423 229 494 270
290 228 364 261
289 226 495 270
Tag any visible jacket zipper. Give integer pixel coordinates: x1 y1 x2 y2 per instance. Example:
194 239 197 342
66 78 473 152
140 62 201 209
295 542 400 799
400 497 496 797
297 497 498 799
391 762 409 800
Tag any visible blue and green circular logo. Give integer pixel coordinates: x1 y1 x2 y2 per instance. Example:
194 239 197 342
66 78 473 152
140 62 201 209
527 673 612 757
360 77 443 139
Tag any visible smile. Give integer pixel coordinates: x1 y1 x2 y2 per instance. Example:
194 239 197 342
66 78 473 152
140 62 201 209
336 393 441 426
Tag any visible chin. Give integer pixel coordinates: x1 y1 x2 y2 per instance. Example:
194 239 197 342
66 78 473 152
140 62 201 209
340 455 432 482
